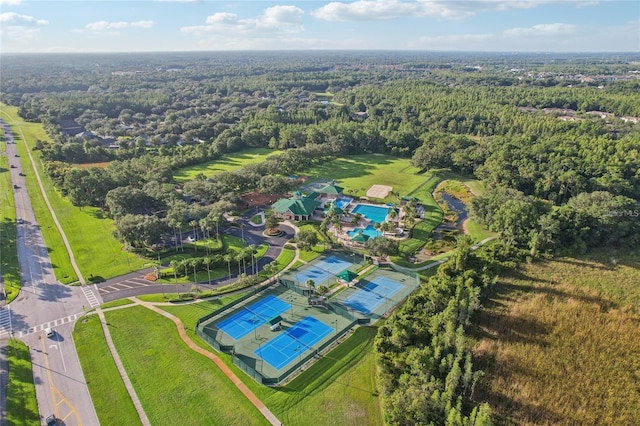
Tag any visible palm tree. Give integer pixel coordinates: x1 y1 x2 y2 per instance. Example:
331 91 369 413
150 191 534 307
246 244 256 275
223 254 232 280
306 279 315 295
189 220 198 254
235 252 244 275
388 209 398 223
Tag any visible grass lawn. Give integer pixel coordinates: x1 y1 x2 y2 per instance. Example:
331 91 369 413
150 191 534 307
105 306 269 426
101 299 135 309
0 104 147 283
473 247 640 425
173 148 278 183
305 154 428 201
263 326 382 426
74 315 141 425
6 339 40 426
273 246 296 274
158 235 268 284
162 300 383 426
0 151 21 302
159 293 250 332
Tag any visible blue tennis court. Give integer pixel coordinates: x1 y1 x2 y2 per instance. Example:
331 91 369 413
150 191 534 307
290 255 352 287
217 295 291 340
342 276 403 314
254 316 333 371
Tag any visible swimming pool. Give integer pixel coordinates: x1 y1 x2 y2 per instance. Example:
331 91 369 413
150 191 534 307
333 198 352 210
351 203 389 223
347 225 382 239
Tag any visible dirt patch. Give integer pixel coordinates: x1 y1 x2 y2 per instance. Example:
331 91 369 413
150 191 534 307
76 161 111 169
238 191 285 209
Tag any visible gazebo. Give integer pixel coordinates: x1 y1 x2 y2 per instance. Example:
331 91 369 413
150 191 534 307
350 230 370 244
337 270 358 282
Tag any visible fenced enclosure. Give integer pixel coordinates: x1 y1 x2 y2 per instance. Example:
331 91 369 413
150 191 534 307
196 254 420 385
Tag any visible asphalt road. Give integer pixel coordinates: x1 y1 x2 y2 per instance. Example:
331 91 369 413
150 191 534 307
98 220 294 302
0 118 294 426
0 120 100 426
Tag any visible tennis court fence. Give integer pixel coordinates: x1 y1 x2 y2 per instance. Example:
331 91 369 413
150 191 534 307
195 278 278 343
232 316 358 386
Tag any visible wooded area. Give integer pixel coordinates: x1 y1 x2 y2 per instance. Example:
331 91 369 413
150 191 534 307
2 51 638 424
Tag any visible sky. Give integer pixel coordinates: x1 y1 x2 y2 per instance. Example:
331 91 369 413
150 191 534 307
0 0 638 53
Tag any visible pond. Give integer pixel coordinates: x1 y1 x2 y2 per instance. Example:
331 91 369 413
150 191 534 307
432 192 468 240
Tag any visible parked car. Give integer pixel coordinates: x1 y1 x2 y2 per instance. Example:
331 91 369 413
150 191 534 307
10 164 16 168
19 172 25 176
45 327 55 338
45 414 57 426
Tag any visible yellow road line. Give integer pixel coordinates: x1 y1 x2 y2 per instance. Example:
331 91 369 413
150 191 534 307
40 334 82 425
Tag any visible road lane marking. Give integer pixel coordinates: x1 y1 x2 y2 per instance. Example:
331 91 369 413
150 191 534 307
5 313 80 338
40 335 82 426
81 285 100 308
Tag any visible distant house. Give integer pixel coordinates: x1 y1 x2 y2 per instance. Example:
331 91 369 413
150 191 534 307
272 193 320 221
351 111 369 120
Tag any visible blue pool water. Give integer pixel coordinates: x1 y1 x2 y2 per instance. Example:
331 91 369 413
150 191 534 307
347 225 382 239
333 198 352 210
351 203 389 223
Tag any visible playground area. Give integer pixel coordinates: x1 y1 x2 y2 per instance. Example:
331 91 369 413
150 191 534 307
197 252 420 385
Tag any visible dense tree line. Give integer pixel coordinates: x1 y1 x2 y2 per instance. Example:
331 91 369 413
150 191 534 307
375 237 515 425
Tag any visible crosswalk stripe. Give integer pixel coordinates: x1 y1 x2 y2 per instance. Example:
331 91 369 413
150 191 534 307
1 313 81 338
81 285 100 308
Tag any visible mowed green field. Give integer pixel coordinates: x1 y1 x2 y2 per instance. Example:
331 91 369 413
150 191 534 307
74 315 141 425
0 145 21 302
161 302 383 426
76 294 382 426
305 154 427 200
473 248 640 425
173 148 279 182
6 339 40 425
1 104 147 283
105 306 269 426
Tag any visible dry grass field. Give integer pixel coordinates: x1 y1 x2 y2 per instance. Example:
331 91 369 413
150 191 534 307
472 248 640 425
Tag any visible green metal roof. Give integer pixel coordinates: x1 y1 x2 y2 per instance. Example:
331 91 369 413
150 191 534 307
337 270 358 282
272 196 320 216
318 183 344 194
350 231 370 242
268 315 283 326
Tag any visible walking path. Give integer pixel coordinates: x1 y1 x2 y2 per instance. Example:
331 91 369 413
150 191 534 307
96 308 151 426
130 298 282 426
91 244 303 426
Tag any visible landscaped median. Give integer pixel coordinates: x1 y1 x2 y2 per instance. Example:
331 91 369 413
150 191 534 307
6 339 40 425
0 150 21 302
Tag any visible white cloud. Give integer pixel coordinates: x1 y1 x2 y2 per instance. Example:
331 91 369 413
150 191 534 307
0 0 23 5
0 12 47 42
182 5 304 38
0 12 48 26
504 23 578 37
412 21 639 51
75 20 155 34
1 26 40 42
312 0 423 21
312 0 601 21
